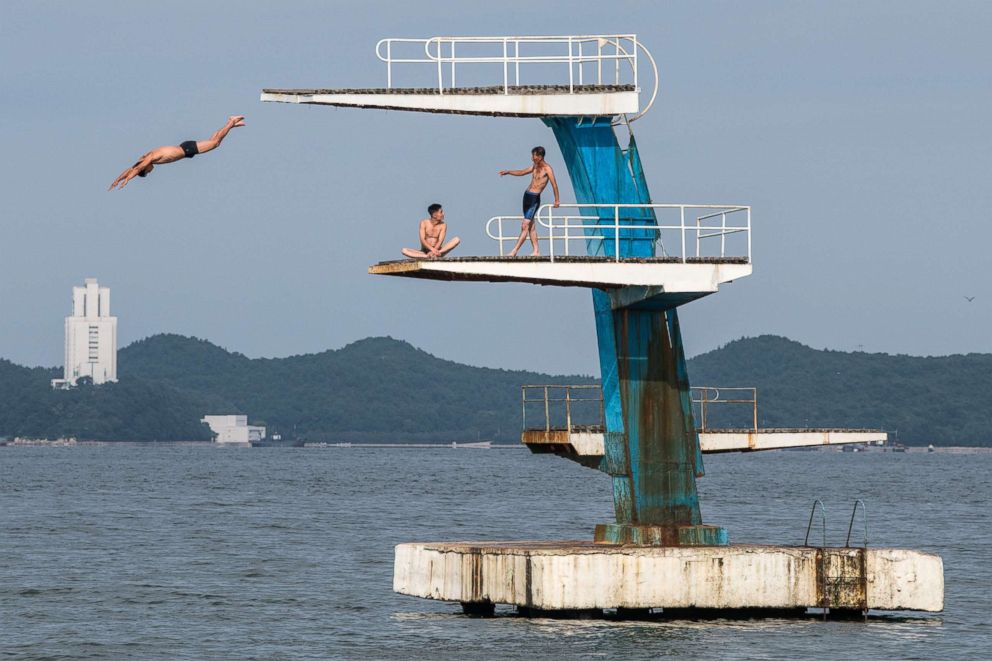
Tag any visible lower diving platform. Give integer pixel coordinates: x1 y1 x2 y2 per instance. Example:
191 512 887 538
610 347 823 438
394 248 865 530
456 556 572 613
524 428 888 468
369 256 751 291
520 385 888 468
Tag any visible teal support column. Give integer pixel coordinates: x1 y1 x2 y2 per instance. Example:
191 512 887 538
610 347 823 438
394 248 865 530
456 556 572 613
543 117 727 546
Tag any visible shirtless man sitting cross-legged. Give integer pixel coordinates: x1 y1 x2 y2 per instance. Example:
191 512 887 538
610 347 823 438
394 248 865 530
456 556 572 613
401 203 461 259
498 145 560 257
108 116 245 190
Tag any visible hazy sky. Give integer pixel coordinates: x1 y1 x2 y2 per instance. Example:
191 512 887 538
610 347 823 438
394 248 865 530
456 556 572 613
2 1 990 374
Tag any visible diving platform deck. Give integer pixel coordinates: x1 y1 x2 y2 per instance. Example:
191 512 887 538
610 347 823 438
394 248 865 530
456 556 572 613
369 256 751 291
523 428 889 467
261 84 639 118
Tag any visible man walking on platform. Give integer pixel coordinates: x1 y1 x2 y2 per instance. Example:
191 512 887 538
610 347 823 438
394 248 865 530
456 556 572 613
499 146 560 257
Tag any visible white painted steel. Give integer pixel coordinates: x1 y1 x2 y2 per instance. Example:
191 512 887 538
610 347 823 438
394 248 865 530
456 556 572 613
372 259 752 290
486 204 751 263
393 543 944 612
260 90 639 117
373 35 647 98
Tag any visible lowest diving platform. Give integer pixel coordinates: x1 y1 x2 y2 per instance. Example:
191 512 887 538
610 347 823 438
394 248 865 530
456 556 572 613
520 385 887 468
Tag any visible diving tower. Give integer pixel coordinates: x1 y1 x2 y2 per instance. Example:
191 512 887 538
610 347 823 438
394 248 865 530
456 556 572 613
264 34 943 617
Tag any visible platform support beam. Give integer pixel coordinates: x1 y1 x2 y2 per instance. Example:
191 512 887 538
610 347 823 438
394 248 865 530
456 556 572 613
545 116 725 544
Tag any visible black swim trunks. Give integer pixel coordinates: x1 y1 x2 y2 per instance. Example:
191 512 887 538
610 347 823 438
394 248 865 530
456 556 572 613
522 191 541 222
180 140 199 158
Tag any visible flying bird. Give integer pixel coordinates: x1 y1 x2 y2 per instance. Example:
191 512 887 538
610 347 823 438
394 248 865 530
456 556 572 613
964 296 975 302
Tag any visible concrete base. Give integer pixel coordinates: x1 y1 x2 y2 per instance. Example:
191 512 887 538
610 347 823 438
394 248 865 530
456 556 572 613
394 541 943 614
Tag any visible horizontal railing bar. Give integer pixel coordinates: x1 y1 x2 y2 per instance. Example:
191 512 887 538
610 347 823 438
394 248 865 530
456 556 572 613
694 208 749 221
696 228 749 239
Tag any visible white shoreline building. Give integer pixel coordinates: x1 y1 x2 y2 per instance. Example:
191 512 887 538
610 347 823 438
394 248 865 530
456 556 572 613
201 415 266 445
52 278 117 389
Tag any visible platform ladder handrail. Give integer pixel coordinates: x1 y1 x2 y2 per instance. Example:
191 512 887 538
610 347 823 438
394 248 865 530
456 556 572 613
487 203 751 262
692 386 757 432
845 499 869 548
804 499 830 619
804 499 827 548
374 34 642 96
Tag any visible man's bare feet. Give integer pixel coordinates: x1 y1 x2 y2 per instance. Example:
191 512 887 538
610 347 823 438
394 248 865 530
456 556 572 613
530 251 540 256
229 115 246 127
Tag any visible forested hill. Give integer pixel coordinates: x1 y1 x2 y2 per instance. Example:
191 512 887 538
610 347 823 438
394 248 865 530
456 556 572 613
0 335 595 442
1 334 990 445
687 335 992 446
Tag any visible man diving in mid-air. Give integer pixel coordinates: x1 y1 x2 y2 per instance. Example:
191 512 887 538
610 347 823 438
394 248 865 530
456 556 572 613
108 115 245 190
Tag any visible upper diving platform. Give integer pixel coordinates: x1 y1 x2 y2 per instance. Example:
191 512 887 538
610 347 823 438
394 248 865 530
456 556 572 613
262 35 655 118
370 203 752 296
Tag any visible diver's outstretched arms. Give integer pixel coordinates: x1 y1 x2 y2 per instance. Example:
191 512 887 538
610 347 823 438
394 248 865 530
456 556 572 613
108 153 153 191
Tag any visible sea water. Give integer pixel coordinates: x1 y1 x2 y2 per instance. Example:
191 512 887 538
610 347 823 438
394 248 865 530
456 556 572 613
2 447 989 659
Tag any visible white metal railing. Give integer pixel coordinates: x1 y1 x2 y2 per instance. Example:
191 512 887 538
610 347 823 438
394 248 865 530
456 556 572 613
486 203 751 262
375 34 639 94
522 385 759 433
522 385 604 433
693 387 758 432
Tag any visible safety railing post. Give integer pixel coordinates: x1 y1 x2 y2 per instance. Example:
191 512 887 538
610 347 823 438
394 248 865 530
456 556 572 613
544 386 550 432
503 38 509 94
614 206 620 261
721 212 727 257
386 40 392 88
680 206 686 263
597 39 603 85
615 38 620 85
752 388 758 432
548 207 556 262
514 39 520 85
700 388 708 430
577 40 583 85
450 41 456 88
599 386 605 429
568 36 574 92
633 35 638 90
695 212 701 258
565 388 572 433
521 386 527 430
436 38 444 94
746 207 752 263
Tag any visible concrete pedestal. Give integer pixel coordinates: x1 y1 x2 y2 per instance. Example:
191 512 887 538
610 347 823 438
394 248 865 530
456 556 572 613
394 541 943 615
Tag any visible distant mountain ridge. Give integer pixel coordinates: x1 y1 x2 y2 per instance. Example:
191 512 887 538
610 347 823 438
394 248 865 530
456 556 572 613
1 334 989 445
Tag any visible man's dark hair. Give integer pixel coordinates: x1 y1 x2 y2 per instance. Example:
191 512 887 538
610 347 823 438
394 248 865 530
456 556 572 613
532 146 546 158
427 203 442 216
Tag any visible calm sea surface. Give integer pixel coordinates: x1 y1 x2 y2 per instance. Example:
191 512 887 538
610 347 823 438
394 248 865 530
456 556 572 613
2 447 989 660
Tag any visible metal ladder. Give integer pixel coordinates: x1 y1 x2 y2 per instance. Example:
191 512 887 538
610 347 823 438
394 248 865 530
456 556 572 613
804 499 870 620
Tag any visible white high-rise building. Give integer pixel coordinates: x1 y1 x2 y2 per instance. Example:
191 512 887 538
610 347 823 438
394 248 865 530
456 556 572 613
51 278 118 389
